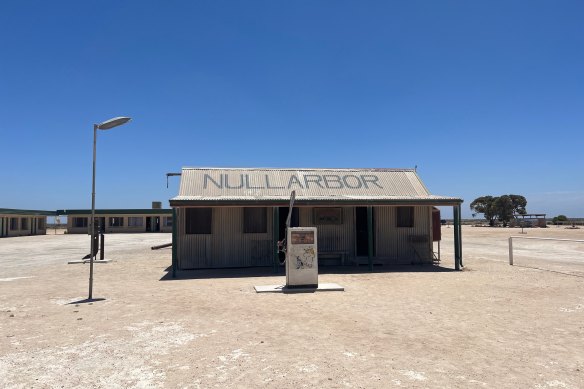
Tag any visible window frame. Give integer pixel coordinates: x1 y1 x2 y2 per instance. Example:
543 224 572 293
109 217 124 227
396 206 414 228
128 217 144 227
185 208 212 235
243 207 267 234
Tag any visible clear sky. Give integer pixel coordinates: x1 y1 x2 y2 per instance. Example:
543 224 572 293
1 1 583 218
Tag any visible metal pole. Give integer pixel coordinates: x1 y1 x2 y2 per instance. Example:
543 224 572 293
367 206 373 271
453 205 460 270
89 124 97 300
457 204 463 268
273 207 279 273
172 208 177 278
508 237 513 265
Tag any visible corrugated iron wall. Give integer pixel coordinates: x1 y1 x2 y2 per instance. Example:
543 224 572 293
177 207 273 269
176 205 433 269
375 206 432 263
299 207 356 257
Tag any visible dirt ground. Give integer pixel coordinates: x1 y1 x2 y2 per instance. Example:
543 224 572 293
0 226 583 388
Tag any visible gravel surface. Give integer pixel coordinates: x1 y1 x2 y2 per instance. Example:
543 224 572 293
0 227 583 388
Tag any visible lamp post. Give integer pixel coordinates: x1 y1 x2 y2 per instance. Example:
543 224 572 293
88 116 131 300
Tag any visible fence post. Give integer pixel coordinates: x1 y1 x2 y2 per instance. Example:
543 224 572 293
508 237 513 265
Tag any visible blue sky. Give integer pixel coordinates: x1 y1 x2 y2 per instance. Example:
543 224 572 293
1 1 583 218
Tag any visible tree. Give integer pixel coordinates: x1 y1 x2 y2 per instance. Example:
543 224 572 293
508 194 527 215
470 196 497 226
470 194 528 226
552 215 568 225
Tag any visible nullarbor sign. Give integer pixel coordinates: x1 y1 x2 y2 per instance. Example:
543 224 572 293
202 173 384 190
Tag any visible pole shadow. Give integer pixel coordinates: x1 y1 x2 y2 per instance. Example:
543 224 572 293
67 298 107 305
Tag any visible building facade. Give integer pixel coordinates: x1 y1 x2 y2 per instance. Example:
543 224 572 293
57 209 173 234
169 168 463 271
0 209 54 237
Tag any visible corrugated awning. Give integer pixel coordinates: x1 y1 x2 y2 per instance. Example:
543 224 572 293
170 167 462 206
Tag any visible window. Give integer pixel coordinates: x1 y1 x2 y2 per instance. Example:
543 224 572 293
10 218 18 230
38 218 46 230
164 216 173 227
244 208 267 233
314 208 343 225
396 207 414 228
186 208 212 234
73 217 88 228
128 217 143 227
21 218 29 230
109 217 124 227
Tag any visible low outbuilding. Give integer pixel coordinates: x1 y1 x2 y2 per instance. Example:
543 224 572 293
169 167 463 272
0 208 54 237
57 209 173 234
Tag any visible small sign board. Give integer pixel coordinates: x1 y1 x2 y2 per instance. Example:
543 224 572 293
290 230 315 245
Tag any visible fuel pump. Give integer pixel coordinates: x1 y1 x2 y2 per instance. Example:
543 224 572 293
278 191 319 288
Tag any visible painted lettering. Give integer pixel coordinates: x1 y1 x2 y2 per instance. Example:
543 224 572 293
266 175 285 189
323 175 343 189
225 174 244 189
361 175 383 189
304 175 324 189
287 175 304 189
343 175 363 189
245 174 264 189
203 174 223 189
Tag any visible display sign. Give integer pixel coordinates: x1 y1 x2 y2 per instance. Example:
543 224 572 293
291 230 315 244
314 208 342 225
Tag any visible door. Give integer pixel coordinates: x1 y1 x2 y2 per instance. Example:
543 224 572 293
278 207 299 263
146 217 152 232
355 207 374 257
154 217 160 232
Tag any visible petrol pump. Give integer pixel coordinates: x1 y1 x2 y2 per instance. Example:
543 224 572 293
279 191 319 288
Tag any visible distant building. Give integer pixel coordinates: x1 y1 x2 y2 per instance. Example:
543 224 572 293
511 213 547 228
169 167 463 271
0 208 54 237
57 209 173 234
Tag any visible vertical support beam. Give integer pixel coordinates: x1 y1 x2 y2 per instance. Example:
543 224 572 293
172 208 177 278
273 207 279 273
457 204 463 267
508 237 513 265
453 205 461 270
367 206 373 271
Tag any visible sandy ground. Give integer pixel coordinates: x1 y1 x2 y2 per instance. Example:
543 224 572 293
0 226 583 388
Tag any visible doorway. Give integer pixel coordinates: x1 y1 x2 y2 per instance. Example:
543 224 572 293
278 207 299 263
355 207 374 257
146 217 160 232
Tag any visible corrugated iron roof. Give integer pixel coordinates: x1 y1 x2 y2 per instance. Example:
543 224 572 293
170 167 462 206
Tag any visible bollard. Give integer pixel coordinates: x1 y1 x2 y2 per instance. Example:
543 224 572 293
99 230 105 260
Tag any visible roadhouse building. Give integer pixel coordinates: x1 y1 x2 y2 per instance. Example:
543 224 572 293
57 208 173 234
0 208 54 238
169 168 463 271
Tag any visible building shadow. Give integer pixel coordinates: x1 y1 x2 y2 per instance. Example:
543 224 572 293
159 263 456 281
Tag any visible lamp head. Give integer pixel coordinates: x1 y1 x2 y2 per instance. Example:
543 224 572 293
96 116 132 130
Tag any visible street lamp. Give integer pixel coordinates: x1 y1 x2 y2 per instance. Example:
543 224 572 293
88 116 131 300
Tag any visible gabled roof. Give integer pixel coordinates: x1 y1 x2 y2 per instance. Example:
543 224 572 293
170 167 462 206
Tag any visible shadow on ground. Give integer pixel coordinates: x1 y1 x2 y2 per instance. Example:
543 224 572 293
159 263 456 281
